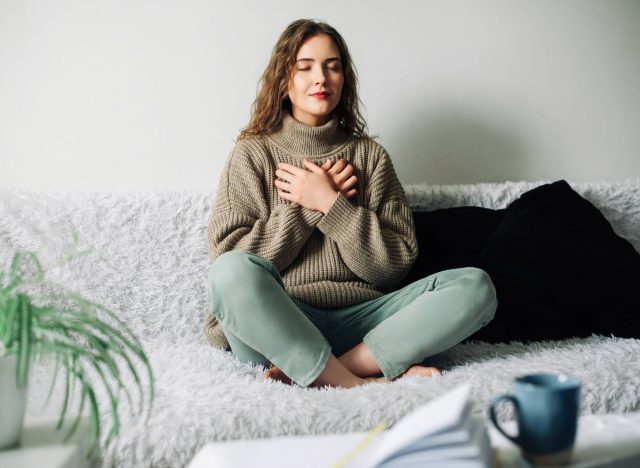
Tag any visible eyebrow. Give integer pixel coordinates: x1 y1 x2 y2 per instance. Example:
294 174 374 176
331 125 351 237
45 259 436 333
296 57 342 63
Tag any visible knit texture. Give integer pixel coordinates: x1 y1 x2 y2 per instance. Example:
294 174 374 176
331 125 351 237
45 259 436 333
205 111 418 349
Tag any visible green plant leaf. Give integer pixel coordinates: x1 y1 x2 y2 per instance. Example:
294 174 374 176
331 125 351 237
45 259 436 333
16 295 31 389
84 358 121 450
57 353 75 431
8 252 44 291
2 295 19 347
42 352 62 412
2 247 155 459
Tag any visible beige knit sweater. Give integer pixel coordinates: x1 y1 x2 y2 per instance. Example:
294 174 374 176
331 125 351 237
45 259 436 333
204 111 418 349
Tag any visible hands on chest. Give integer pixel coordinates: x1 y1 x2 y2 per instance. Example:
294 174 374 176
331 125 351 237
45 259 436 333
275 159 358 214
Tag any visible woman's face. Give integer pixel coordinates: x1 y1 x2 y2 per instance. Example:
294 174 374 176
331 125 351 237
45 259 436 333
287 34 344 127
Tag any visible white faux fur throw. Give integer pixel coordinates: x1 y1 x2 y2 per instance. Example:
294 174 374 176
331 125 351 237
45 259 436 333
1 180 640 468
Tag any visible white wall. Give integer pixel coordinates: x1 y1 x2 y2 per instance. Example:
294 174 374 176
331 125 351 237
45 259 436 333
1 0 639 191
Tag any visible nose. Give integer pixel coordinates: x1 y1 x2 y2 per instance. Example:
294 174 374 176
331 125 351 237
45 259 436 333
312 66 327 86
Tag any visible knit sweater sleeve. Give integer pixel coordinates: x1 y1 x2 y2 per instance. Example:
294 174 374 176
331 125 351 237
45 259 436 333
207 143 323 272
316 145 418 288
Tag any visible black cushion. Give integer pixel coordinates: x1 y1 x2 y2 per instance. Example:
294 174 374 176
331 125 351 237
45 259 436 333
400 206 505 285
402 180 640 343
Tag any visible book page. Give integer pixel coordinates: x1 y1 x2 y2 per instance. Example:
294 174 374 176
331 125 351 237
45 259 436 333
389 404 474 456
361 384 472 467
374 416 491 467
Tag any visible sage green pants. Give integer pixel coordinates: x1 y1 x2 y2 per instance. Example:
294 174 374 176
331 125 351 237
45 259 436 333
208 251 497 387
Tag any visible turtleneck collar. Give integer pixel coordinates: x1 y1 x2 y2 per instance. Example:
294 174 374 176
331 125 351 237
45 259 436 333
267 110 351 158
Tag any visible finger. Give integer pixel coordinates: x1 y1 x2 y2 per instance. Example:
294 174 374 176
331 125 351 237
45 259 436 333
275 169 295 183
303 159 323 174
344 188 357 199
277 189 295 202
335 164 354 184
340 175 358 191
329 159 346 174
277 162 306 176
320 159 333 170
274 179 291 192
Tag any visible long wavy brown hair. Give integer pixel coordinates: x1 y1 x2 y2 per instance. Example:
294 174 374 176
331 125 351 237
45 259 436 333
237 19 369 141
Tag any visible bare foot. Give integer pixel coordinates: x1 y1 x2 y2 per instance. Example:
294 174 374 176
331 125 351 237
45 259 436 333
312 375 390 388
396 364 442 379
363 376 391 384
263 366 293 385
264 363 441 388
362 365 441 385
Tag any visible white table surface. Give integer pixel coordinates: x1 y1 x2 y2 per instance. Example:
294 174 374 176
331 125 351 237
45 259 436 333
490 412 640 467
0 414 96 468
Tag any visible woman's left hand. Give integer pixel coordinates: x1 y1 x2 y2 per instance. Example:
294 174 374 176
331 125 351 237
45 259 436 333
275 159 339 214
321 159 358 199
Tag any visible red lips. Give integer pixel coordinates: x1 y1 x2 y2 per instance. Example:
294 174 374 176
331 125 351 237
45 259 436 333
311 92 329 99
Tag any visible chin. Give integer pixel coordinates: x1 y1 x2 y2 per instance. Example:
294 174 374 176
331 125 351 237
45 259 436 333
306 104 337 118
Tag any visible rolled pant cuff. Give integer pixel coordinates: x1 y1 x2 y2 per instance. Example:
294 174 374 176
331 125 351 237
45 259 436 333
362 335 406 380
294 345 332 387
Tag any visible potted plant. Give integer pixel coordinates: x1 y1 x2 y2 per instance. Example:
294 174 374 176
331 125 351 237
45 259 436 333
0 249 154 459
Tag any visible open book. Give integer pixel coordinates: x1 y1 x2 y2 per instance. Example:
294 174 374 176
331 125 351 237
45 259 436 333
340 384 491 468
188 384 492 468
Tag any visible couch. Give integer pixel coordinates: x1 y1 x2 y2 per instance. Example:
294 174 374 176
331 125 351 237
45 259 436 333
1 180 639 468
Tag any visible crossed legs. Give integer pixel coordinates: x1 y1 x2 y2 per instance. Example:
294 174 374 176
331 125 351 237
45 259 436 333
264 342 441 388
209 251 496 389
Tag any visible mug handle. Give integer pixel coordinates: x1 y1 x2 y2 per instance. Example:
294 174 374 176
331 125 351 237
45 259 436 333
489 395 520 444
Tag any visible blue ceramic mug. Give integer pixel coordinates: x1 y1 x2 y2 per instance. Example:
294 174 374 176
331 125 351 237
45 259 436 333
489 373 581 466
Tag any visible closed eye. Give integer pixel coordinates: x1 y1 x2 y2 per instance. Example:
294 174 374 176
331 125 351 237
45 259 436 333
297 67 341 72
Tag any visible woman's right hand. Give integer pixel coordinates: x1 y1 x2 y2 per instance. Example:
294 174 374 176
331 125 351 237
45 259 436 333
320 159 358 199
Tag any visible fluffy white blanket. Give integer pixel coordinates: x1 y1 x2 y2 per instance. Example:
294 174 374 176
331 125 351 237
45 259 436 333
1 180 639 468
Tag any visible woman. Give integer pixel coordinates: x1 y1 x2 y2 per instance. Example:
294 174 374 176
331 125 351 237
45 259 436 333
206 19 497 388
